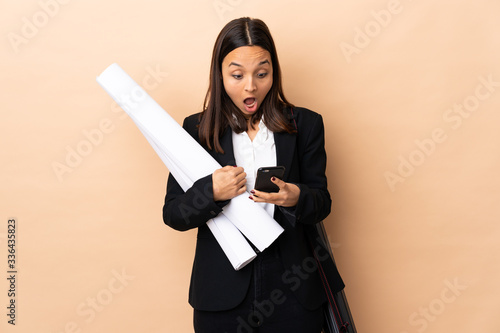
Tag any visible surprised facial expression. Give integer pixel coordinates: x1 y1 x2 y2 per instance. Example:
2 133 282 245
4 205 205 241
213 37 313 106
221 46 273 119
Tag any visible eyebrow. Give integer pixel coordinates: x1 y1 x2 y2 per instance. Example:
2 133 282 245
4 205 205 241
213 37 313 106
228 60 270 67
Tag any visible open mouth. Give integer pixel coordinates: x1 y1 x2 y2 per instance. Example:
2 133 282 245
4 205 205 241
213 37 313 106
244 97 256 108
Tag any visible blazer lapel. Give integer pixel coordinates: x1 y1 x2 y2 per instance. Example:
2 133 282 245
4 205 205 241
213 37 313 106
209 126 237 167
274 131 296 182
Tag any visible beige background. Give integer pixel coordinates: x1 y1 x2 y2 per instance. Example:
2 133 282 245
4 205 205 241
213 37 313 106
1 0 499 332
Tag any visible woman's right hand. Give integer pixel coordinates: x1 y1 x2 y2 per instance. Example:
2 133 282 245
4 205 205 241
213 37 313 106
212 166 247 201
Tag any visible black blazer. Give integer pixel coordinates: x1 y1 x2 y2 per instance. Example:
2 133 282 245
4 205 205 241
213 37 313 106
163 107 344 311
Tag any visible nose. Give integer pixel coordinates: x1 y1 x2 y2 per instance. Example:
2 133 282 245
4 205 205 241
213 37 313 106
244 77 256 92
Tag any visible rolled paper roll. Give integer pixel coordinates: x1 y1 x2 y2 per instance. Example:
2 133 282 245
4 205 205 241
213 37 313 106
96 63 284 270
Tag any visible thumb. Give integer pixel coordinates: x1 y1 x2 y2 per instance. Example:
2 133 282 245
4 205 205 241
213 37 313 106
271 176 286 190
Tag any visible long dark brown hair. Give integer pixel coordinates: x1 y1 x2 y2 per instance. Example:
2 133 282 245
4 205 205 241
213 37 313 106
199 17 295 153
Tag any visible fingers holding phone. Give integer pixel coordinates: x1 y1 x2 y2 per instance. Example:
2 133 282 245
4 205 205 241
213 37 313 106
250 166 300 207
253 166 284 193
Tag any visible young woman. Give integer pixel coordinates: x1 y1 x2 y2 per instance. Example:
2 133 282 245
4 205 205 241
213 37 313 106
163 17 344 333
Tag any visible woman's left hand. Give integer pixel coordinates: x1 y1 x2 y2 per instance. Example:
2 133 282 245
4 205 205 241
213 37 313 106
250 177 300 207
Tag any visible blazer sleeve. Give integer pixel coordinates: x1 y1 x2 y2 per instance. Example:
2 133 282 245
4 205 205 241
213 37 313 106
279 111 332 226
162 117 229 231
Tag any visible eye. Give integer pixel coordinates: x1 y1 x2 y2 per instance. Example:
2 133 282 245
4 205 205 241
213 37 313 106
257 72 268 78
232 74 243 80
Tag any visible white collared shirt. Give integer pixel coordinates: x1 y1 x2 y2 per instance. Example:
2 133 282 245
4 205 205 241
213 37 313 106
232 118 276 217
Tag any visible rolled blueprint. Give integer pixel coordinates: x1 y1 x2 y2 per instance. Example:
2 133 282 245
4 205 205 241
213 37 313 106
96 63 284 270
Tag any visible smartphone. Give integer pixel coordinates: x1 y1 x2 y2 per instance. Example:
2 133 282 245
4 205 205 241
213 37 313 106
254 166 285 193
